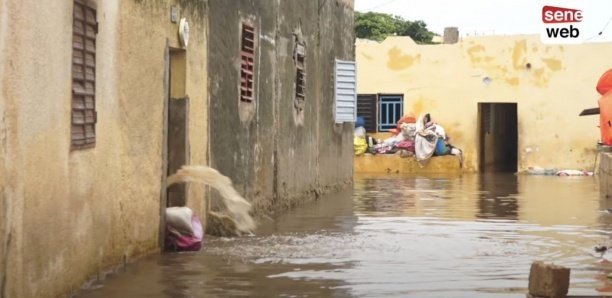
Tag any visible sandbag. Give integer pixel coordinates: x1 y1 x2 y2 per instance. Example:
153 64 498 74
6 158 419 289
166 207 194 235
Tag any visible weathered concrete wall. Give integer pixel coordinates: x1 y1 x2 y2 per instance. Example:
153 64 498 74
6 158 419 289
208 0 354 213
0 1 10 296
314 0 356 199
0 1 208 297
356 36 612 172
600 153 612 198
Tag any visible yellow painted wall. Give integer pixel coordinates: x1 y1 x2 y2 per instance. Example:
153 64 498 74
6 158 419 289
0 1 208 297
355 155 462 174
357 36 612 172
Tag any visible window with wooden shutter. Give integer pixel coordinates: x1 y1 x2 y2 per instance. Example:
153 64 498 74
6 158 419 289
71 0 97 149
240 23 256 103
295 43 306 101
357 94 377 133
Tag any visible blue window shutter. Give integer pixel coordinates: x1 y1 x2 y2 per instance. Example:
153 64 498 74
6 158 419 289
378 95 403 131
334 60 357 123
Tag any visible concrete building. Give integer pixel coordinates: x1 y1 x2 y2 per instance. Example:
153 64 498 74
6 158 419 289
0 0 354 297
356 35 612 172
0 1 208 297
208 0 355 213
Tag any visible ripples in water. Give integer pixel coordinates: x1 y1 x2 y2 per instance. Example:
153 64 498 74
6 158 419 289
77 174 612 297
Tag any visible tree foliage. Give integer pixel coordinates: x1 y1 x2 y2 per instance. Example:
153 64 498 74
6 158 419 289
355 11 435 44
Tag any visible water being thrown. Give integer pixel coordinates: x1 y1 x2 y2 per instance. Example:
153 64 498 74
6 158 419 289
167 165 256 235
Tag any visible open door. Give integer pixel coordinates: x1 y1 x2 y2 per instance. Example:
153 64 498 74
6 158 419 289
160 48 189 250
166 48 189 207
478 103 518 172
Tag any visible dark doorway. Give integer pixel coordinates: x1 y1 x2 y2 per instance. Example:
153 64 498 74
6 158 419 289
166 49 189 207
160 48 189 250
478 103 518 172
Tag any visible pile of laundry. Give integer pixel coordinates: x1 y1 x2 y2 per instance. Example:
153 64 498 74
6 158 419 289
354 113 463 167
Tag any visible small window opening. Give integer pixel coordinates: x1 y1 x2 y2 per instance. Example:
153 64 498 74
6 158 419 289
295 43 306 105
240 23 256 103
71 0 98 149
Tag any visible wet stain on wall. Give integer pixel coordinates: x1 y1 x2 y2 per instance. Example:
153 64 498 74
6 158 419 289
387 47 420 70
533 68 547 87
445 122 464 142
409 97 437 117
467 44 486 64
541 58 562 71
512 40 527 70
505 77 519 86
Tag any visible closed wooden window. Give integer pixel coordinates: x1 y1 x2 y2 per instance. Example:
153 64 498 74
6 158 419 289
71 0 97 149
357 94 377 133
240 23 256 103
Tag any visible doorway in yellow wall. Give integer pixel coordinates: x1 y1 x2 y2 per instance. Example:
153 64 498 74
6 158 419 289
160 47 189 250
166 48 189 208
478 103 518 173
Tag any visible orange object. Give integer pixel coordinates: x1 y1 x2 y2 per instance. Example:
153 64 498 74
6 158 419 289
397 116 416 126
600 92 612 145
598 69 612 145
597 69 612 95
396 115 416 132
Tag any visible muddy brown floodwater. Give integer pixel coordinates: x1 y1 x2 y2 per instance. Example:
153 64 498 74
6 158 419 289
76 174 612 298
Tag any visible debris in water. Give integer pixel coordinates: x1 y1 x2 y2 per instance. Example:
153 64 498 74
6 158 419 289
595 245 608 253
168 165 256 236
206 211 246 237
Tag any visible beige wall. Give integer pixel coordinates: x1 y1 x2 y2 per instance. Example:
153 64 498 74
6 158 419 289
357 36 612 172
0 0 208 297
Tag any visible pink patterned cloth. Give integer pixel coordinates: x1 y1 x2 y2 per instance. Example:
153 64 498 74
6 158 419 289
165 216 203 252
396 140 415 152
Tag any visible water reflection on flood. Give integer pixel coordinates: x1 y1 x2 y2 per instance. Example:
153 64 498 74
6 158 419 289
77 174 612 298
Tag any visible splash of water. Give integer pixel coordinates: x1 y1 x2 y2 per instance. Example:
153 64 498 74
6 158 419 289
167 165 256 235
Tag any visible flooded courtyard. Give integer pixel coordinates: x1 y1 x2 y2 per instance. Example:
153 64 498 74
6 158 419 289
77 174 612 297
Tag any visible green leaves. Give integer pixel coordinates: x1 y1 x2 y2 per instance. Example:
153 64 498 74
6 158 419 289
355 12 435 44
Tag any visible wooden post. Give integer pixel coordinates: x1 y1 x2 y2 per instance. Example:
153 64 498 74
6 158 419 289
527 261 570 298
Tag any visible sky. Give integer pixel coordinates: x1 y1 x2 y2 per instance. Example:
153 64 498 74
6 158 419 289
354 0 612 42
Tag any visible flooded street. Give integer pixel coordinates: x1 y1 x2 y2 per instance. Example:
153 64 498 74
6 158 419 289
77 174 612 297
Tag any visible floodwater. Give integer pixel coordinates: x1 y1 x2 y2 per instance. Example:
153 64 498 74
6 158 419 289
77 174 612 298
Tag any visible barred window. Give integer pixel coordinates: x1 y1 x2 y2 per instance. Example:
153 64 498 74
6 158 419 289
240 23 256 103
71 0 97 149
